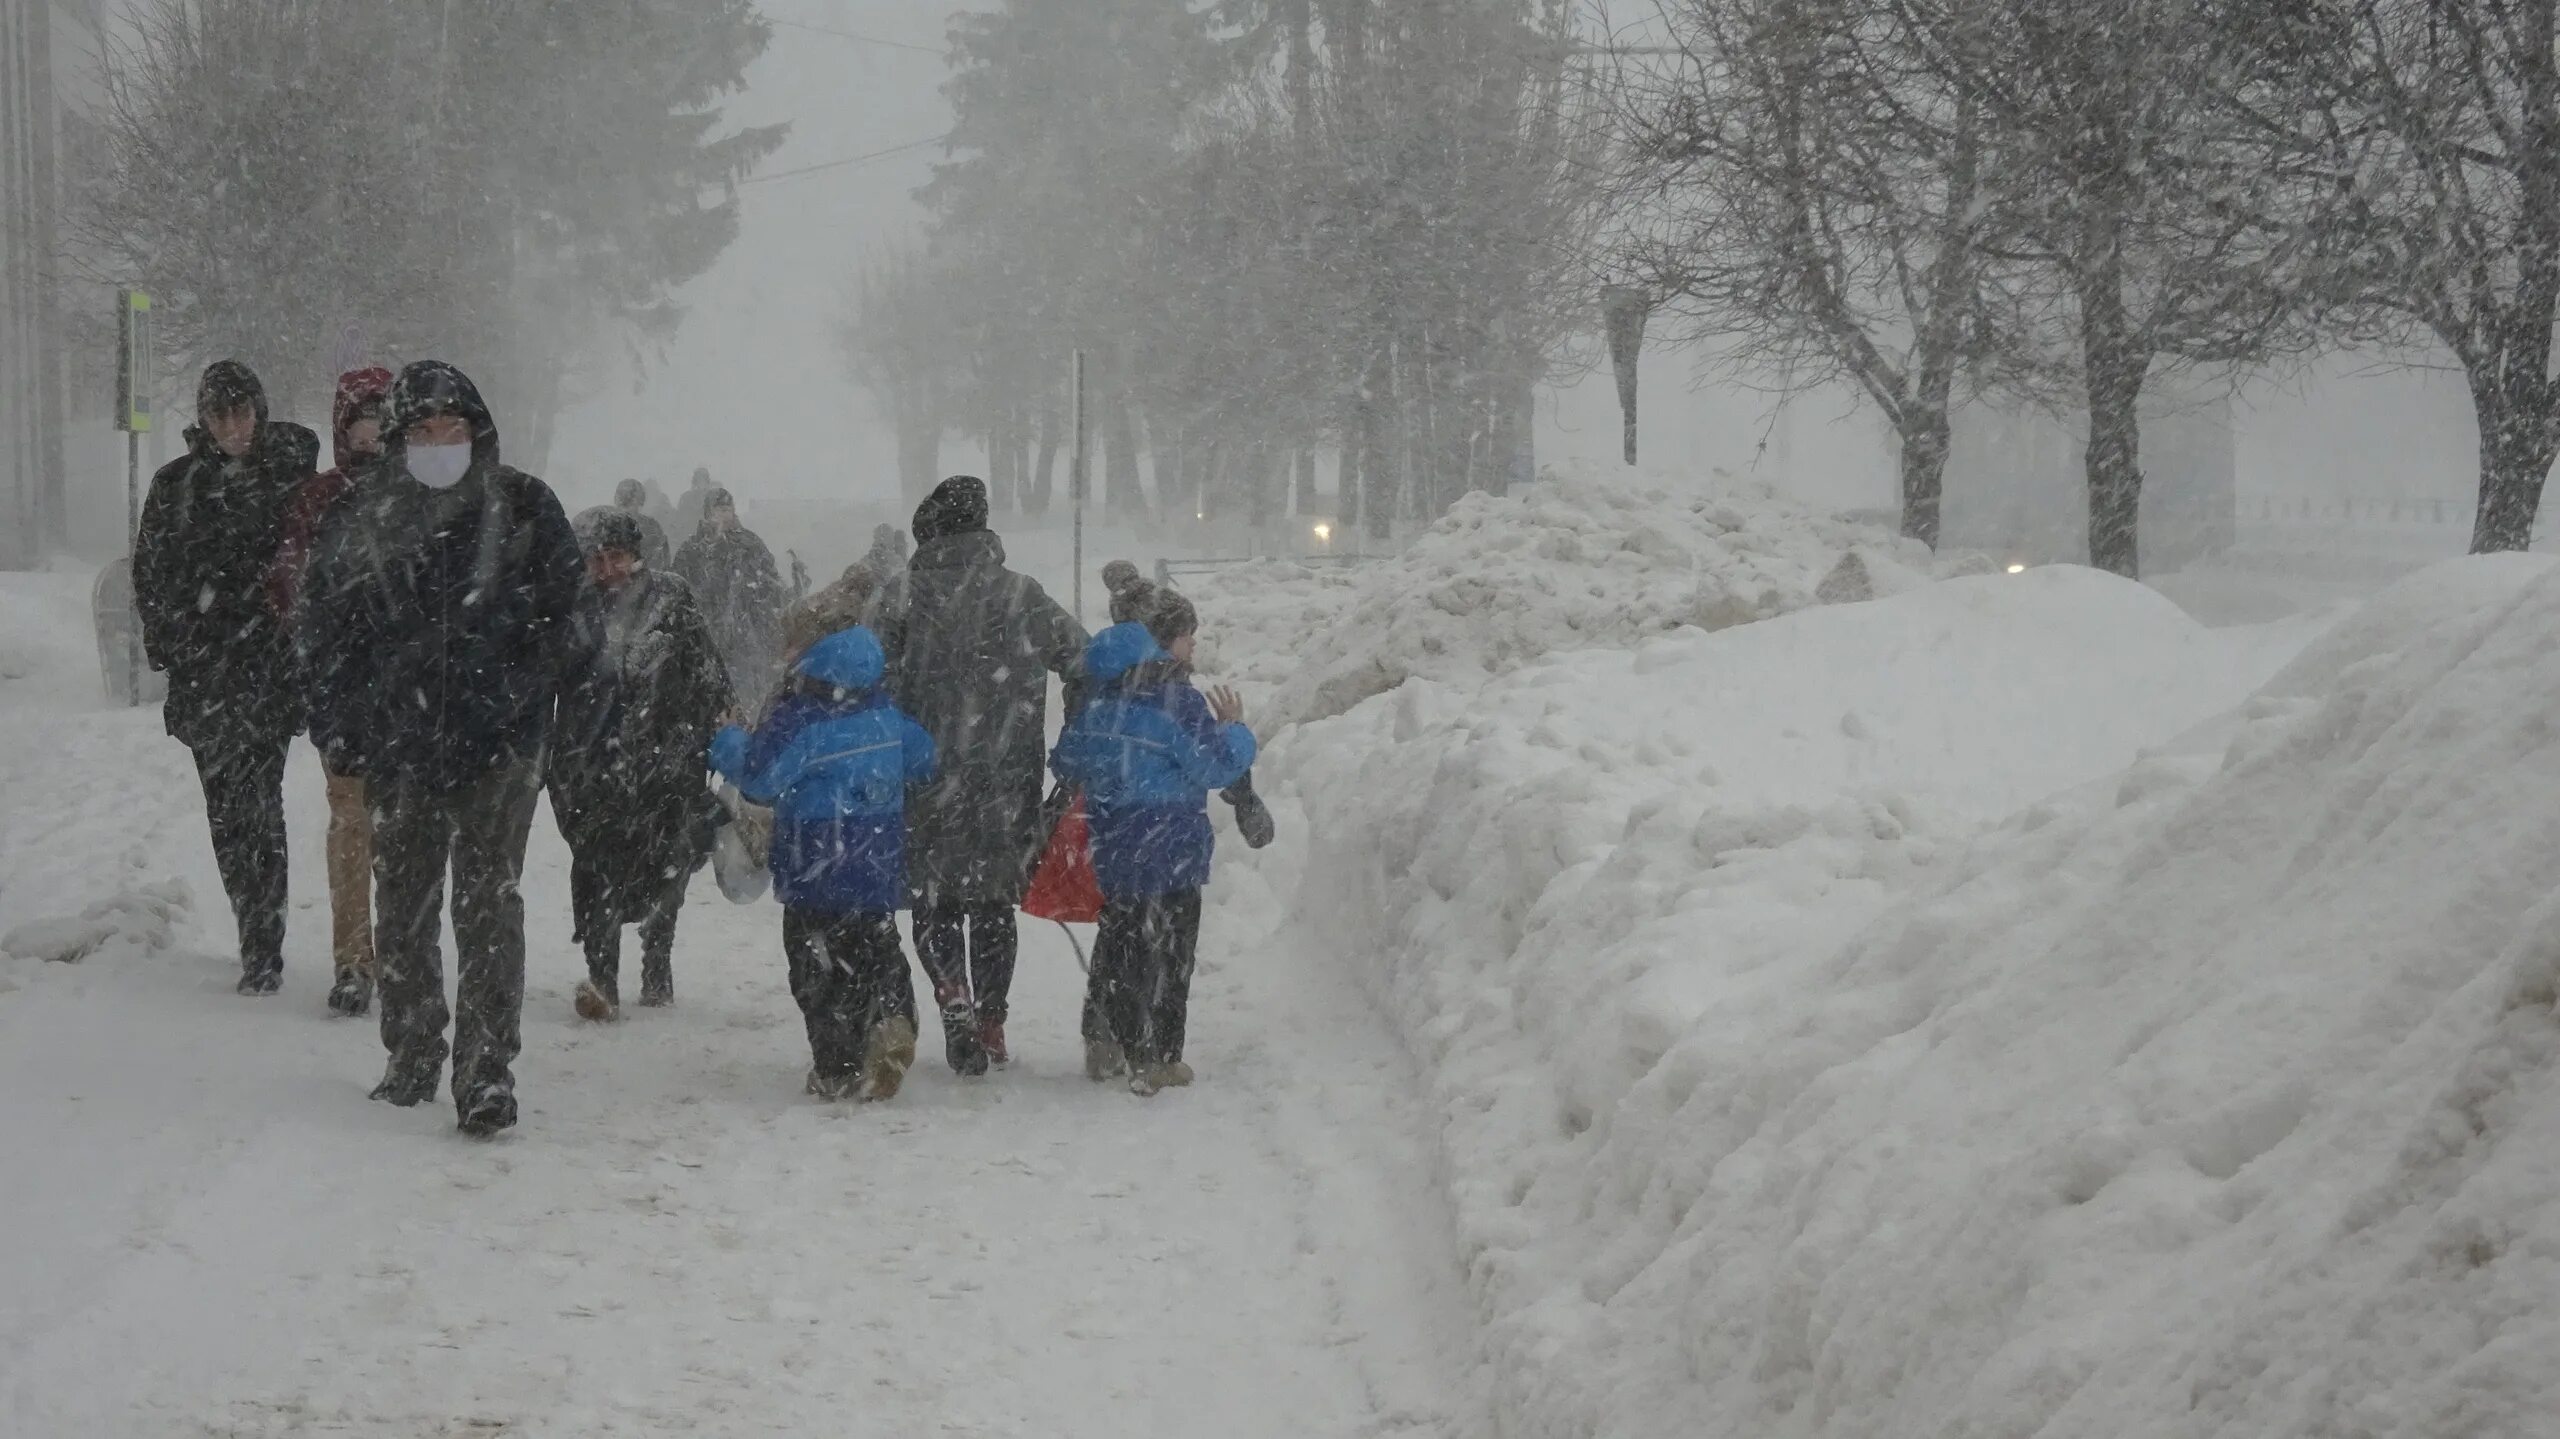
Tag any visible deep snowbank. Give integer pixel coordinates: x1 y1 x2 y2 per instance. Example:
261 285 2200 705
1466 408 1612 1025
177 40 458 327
1193 462 1947 729
1254 554 2560 1437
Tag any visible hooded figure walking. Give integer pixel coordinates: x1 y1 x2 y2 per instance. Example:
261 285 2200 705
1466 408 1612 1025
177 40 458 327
134 360 319 996
272 366 396 1014
570 480 672 572
301 361 583 1137
674 486 786 703
552 511 733 1020
865 476 1086 1073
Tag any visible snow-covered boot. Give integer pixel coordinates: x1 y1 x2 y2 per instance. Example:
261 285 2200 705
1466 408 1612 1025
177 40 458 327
369 1053 440 1107
936 984 987 1076
1159 1059 1195 1088
326 966 372 1017
1129 1065 1167 1098
574 978 619 1022
638 952 673 1008
456 1088 517 1138
858 1015 919 1102
236 962 282 997
979 1017 1011 1068
1085 1037 1128 1083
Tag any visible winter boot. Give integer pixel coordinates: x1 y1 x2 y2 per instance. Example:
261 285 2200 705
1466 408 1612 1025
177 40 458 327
369 1053 440 1108
236 962 282 997
1159 1059 1195 1088
858 1015 919 1102
1129 1065 1168 1098
574 978 620 1022
808 1067 858 1101
979 1017 1011 1068
638 953 673 1008
1085 1037 1128 1083
457 1088 517 1138
935 983 987 1077
1223 775 1277 850
326 966 373 1017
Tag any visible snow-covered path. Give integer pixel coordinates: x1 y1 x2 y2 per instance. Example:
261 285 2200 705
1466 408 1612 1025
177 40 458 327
0 688 1477 1435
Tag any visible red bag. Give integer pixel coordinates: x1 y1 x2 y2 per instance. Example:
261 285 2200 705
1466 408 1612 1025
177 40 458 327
1022 792 1104 924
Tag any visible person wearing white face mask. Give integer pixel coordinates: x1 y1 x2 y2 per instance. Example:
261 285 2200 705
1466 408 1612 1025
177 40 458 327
300 360 584 1138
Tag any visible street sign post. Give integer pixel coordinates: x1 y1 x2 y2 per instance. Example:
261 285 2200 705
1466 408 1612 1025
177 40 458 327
115 289 152 707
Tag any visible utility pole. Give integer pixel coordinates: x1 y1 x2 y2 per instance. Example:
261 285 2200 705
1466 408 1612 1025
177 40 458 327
1070 350 1089 622
116 288 154 707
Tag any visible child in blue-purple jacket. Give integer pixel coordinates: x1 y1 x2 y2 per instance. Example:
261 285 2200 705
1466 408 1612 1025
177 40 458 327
1050 592 1256 1096
711 626 936 1101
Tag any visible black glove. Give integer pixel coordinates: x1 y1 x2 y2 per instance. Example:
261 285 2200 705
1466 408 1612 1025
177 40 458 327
1222 771 1276 850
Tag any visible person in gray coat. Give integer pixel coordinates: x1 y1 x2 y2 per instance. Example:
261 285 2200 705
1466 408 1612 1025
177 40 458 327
865 475 1086 1074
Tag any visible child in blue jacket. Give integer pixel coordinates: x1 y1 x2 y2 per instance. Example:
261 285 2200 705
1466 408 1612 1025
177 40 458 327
1049 592 1257 1095
711 626 937 1101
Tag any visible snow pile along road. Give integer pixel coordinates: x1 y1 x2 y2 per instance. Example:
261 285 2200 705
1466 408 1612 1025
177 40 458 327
1256 557 2560 1437
1191 460 1948 730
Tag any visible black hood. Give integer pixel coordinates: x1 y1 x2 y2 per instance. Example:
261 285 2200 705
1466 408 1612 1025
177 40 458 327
186 359 269 455
913 475 989 545
386 359 502 470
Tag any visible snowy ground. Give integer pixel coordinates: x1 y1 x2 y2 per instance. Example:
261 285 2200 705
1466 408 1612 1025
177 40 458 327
17 459 2560 1437
0 574 1480 1436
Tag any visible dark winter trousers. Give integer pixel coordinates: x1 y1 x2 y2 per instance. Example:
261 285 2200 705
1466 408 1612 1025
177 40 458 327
912 904 1019 1023
783 908 919 1080
569 853 686 1001
1089 889 1203 1068
373 760 541 1114
189 734 290 978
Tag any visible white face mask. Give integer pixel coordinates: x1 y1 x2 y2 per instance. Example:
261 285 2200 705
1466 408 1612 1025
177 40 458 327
406 442 473 490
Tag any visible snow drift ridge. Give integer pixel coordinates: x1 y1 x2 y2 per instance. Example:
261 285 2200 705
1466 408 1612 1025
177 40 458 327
1269 554 2560 1438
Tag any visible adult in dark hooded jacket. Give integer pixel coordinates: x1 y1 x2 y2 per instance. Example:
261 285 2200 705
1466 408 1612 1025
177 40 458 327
673 486 786 702
272 365 394 1016
570 480 671 572
863 475 1087 1074
551 512 733 1019
301 360 583 1137
134 360 319 995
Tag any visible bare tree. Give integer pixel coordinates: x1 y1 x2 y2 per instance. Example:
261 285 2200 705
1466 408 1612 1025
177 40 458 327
1609 0 2031 548
2242 0 2560 553
1894 0 2329 576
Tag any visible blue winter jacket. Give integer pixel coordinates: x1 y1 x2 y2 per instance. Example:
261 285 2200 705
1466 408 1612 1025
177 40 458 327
1049 623 1258 898
710 627 937 914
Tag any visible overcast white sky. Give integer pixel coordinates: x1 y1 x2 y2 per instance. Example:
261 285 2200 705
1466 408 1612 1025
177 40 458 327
547 1 960 512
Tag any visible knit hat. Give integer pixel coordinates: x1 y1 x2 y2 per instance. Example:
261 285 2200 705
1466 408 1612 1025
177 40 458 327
585 510 646 559
196 359 267 424
1142 588 1199 649
704 486 735 516
913 475 990 544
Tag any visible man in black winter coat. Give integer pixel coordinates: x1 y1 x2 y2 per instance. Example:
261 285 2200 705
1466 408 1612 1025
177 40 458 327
864 475 1086 1074
552 512 732 1020
301 360 583 1137
673 485 786 702
134 360 319 996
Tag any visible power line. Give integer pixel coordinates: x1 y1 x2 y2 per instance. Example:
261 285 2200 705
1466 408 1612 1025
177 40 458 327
740 133 950 187
766 16 943 55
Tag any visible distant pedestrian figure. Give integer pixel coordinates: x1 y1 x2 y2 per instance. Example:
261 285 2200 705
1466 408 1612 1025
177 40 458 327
274 365 395 1015
552 512 732 1020
866 476 1086 1073
675 486 787 703
134 360 318 997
